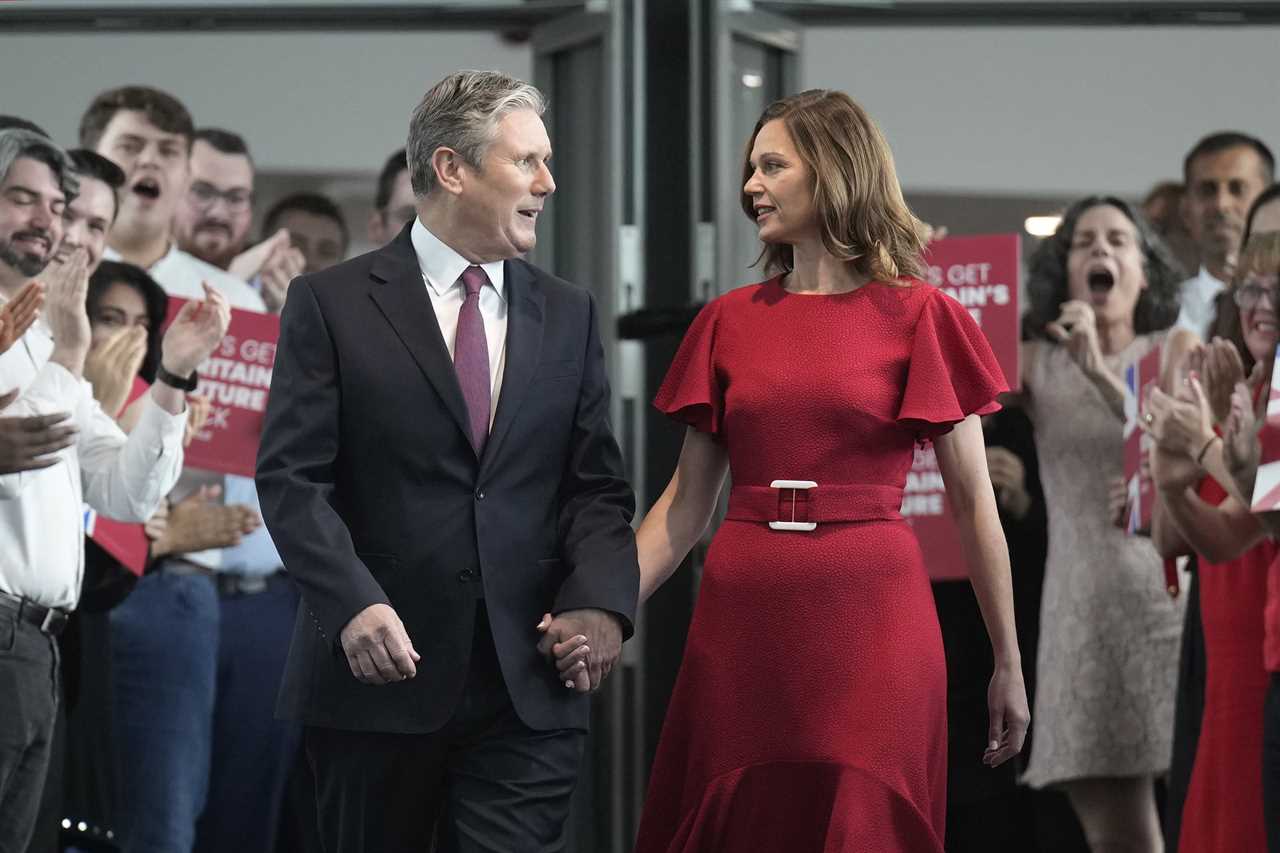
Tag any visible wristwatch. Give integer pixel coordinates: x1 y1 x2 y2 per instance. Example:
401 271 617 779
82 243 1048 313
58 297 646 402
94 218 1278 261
156 363 199 392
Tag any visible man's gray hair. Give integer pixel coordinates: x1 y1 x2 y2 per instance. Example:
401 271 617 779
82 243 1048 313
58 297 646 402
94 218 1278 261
407 71 546 197
0 128 79 200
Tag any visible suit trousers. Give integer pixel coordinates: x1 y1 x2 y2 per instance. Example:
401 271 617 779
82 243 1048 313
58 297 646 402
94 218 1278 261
306 602 585 853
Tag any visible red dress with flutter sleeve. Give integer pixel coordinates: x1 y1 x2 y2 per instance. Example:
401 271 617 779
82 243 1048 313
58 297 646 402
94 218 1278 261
636 278 1006 852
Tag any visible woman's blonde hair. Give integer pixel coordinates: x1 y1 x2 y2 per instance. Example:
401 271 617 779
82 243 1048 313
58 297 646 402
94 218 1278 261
740 89 926 281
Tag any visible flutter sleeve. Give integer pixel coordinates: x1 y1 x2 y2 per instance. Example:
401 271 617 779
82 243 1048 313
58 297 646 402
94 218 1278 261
653 298 725 439
897 287 1008 440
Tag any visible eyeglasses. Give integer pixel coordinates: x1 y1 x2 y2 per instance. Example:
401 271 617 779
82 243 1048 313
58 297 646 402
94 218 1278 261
188 181 252 214
1234 275 1280 310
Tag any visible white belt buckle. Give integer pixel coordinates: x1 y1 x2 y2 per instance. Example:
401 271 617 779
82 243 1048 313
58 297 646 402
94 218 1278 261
768 479 817 531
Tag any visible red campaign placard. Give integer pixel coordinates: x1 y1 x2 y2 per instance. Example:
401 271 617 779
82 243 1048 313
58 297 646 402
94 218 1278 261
1251 344 1280 512
163 299 279 477
906 234 1021 581
1122 346 1162 534
83 507 148 576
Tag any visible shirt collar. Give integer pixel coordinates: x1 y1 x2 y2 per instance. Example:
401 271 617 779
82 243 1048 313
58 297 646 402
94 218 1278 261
1196 265 1227 292
410 218 506 301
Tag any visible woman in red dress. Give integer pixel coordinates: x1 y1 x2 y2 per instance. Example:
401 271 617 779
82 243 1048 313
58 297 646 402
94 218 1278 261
626 90 1027 851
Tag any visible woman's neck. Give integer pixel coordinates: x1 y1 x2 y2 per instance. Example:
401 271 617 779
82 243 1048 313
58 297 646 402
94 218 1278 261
1095 314 1136 355
784 239 870 294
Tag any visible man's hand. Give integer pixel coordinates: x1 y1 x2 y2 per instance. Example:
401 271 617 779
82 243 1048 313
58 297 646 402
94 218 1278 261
536 608 623 694
143 499 170 542
39 248 92 375
229 229 305 313
150 484 260 557
160 282 231 378
986 446 1031 520
0 281 44 354
339 603 421 685
84 326 147 417
0 389 77 474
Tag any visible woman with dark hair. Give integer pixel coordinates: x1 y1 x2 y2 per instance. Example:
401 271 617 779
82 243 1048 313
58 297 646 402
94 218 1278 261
1148 232 1280 853
1018 196 1189 851
577 89 1027 851
84 259 169 419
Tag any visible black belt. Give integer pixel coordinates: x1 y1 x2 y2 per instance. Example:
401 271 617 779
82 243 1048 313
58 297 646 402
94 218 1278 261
0 590 70 637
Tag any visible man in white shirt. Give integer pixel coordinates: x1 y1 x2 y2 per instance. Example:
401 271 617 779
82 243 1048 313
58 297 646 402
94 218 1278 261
1174 132 1274 336
0 128 230 853
82 87 307 853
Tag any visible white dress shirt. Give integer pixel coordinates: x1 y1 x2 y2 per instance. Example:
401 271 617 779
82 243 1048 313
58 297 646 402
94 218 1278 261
0 319 185 609
103 241 268 571
1174 266 1227 338
410 219 508 426
104 242 267 313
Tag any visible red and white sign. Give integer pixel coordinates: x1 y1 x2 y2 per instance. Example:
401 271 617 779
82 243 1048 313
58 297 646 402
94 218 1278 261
1123 346 1162 534
164 299 279 477
906 234 1021 581
1251 344 1280 512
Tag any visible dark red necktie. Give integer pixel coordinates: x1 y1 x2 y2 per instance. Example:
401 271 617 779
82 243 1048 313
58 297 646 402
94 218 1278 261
454 265 491 453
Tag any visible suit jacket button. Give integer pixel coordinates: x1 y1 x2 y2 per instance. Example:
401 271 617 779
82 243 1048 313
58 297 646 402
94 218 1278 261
474 489 485 501
458 569 476 582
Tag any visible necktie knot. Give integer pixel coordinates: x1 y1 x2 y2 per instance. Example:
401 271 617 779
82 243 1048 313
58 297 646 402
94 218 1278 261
461 265 488 299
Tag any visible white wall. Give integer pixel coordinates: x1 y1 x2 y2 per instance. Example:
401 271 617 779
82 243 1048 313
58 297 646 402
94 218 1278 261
803 25 1280 197
0 31 531 172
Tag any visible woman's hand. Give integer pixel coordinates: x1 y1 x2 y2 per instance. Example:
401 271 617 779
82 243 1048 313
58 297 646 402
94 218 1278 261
1223 380 1261 481
1150 441 1203 493
984 661 1030 767
1107 476 1129 528
1045 300 1106 377
1203 338 1246 424
1143 376 1214 458
84 326 147 418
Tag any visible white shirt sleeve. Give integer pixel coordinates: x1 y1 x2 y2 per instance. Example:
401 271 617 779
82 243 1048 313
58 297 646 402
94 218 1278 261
0 360 85 498
77 387 186 522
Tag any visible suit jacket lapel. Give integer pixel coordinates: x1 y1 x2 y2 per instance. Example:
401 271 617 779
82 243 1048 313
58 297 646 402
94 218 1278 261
368 227 474 452
480 260 544 475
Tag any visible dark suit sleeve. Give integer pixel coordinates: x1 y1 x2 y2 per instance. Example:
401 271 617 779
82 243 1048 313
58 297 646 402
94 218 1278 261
256 277 390 647
552 290 640 639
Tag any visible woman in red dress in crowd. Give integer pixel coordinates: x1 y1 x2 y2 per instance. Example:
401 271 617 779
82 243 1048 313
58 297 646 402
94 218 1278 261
630 90 1028 851
1150 232 1280 853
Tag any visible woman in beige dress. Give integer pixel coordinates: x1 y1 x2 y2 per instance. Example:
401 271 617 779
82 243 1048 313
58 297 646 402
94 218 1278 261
1019 195 1188 852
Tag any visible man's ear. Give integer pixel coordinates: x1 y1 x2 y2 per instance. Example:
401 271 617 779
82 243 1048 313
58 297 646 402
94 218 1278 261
432 147 466 196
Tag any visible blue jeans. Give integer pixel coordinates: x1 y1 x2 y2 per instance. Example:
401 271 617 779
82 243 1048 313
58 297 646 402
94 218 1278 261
109 570 301 853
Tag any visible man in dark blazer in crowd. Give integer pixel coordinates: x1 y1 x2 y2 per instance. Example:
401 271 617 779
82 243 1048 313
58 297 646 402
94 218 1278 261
255 70 639 852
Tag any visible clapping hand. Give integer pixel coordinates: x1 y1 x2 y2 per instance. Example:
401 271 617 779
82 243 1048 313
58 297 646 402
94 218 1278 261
536 608 623 693
39 248 91 371
1202 338 1246 425
149 484 260 557
84 326 147 418
229 229 305 313
0 281 43 354
0 388 77 474
1142 374 1214 458
160 282 230 378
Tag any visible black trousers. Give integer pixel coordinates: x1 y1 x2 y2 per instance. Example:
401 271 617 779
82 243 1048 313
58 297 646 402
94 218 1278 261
306 604 585 853
0 613 59 853
1265 673 1280 853
1164 568 1205 851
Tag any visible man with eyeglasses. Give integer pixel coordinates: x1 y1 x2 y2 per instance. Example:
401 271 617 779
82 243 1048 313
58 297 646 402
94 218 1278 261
175 128 306 314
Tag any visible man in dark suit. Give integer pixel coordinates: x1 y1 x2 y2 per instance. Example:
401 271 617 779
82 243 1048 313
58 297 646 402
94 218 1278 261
255 71 639 852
